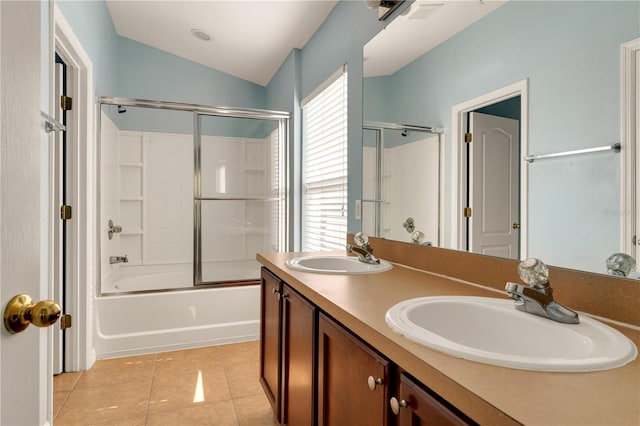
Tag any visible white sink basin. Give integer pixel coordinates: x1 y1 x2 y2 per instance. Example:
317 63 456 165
385 296 637 372
285 255 392 274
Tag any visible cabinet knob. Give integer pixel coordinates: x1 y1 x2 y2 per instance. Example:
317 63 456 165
367 376 383 391
390 397 408 415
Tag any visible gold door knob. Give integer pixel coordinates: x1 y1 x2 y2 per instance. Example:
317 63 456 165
4 294 61 334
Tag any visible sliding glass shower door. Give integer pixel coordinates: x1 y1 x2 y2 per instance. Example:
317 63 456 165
99 97 288 294
194 113 287 285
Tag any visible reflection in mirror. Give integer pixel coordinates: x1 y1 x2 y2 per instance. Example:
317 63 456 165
362 0 639 275
361 122 442 245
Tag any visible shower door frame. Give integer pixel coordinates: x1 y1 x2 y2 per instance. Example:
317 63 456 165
98 97 290 293
193 111 289 286
362 121 444 243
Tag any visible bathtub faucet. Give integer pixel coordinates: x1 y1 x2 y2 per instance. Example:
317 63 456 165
109 255 128 264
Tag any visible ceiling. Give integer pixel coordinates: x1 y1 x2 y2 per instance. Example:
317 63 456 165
364 0 507 78
105 0 339 87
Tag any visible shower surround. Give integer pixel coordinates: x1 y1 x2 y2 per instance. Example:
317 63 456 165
96 98 288 358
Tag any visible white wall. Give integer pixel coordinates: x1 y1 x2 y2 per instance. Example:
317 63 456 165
100 125 280 287
362 136 440 245
100 111 120 283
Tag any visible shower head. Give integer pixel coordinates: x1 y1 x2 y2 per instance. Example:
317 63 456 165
117 105 127 114
401 129 408 137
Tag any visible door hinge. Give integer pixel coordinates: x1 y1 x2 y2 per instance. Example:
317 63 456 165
60 205 72 220
464 133 473 143
463 207 472 218
60 314 72 330
60 95 72 111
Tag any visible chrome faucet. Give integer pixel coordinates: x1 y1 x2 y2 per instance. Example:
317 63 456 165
346 232 380 265
109 255 129 264
505 258 579 324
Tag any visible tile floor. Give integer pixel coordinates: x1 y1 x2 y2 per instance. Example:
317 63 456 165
53 341 279 426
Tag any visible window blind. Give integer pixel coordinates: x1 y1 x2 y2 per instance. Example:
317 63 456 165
302 70 348 251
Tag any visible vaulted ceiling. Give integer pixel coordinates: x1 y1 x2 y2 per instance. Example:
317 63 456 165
106 1 339 87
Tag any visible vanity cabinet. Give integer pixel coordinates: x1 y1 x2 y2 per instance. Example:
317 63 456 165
260 266 474 426
259 267 316 425
390 372 475 426
318 313 392 426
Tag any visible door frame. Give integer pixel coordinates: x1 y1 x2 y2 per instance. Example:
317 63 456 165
450 79 528 258
620 38 639 259
52 4 95 371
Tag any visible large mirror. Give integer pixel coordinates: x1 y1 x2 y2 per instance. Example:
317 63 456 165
362 0 639 276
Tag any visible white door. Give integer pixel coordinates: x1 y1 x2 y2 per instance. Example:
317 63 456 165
468 112 520 259
1 1 54 424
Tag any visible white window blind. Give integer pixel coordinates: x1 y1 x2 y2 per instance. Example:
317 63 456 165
302 69 348 251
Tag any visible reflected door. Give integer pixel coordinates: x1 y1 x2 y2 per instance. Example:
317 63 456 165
468 112 520 259
195 114 286 284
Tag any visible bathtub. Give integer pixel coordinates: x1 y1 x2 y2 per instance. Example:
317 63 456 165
101 260 261 293
94 282 260 359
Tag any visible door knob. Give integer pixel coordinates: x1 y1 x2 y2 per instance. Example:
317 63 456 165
4 294 61 334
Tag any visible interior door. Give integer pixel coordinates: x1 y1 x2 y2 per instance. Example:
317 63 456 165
468 112 520 259
634 50 640 261
53 55 67 375
0 1 54 424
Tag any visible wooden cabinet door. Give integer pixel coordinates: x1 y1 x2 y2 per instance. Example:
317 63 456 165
318 313 390 426
260 267 282 421
282 284 316 425
395 373 474 426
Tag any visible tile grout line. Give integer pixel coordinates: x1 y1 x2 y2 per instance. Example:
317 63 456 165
144 353 158 426
220 346 242 426
53 371 83 422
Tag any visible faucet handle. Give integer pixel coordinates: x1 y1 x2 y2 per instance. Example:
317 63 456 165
354 232 369 248
518 258 549 288
606 253 636 277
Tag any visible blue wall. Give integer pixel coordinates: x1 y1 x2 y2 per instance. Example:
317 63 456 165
266 49 303 248
57 1 265 107
56 0 119 98
363 1 640 271
117 37 265 109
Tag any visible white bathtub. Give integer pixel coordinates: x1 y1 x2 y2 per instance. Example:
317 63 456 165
94 284 260 359
102 260 261 293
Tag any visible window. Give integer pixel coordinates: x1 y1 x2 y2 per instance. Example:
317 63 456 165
302 68 348 251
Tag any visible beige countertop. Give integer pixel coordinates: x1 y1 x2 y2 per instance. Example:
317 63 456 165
257 251 640 426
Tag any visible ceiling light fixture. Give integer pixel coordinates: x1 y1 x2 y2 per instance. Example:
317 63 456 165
190 29 212 42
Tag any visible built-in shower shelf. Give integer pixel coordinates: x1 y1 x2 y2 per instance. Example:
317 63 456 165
120 162 143 167
120 196 143 201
